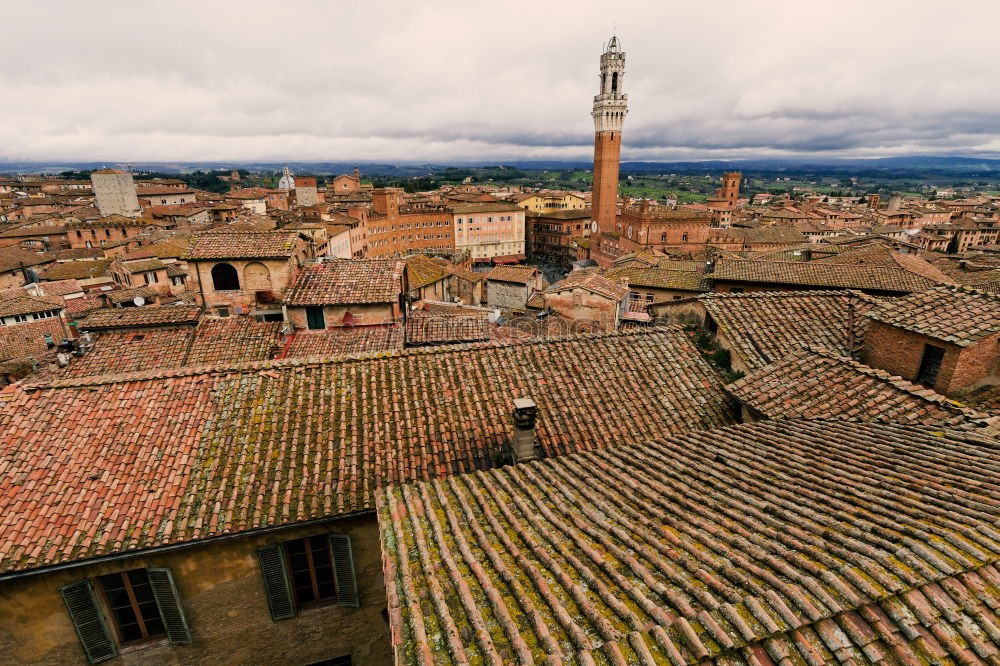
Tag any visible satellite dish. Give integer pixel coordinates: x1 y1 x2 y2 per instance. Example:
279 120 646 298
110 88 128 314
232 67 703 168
133 296 146 307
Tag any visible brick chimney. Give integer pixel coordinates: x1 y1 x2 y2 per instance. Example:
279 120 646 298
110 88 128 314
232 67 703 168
511 398 539 462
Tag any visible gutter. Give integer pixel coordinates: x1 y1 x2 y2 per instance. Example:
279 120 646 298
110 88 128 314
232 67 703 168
0 509 375 582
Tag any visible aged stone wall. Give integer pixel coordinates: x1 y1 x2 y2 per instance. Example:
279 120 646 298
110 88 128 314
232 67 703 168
0 515 390 666
544 288 619 331
486 280 529 309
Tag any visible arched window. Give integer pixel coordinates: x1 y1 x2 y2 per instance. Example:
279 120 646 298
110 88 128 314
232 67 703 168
611 72 618 92
211 263 240 291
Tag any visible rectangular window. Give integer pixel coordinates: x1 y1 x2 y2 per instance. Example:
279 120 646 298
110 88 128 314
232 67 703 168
917 344 946 386
258 533 358 621
97 569 165 645
285 535 337 606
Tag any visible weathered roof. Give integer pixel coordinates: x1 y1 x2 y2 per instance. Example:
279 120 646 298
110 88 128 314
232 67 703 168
405 255 450 290
77 305 201 330
283 325 404 359
0 328 734 574
813 245 955 283
40 259 112 281
377 419 1000 665
728 349 998 430
183 318 284 366
547 270 629 301
866 285 1000 347
711 260 946 293
485 265 537 284
405 312 491 345
121 257 167 273
284 259 405 305
0 247 53 273
606 266 708 292
0 295 62 318
183 231 302 259
699 290 883 370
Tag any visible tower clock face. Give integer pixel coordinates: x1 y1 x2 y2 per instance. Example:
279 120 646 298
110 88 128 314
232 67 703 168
591 221 597 233
627 225 633 239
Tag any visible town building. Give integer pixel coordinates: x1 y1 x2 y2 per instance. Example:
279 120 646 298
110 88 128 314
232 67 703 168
90 169 141 218
861 285 1000 396
0 328 736 665
451 202 525 263
526 209 591 266
283 258 406 330
513 191 587 212
364 188 453 257
183 231 313 317
541 270 629 330
484 264 543 309
135 186 195 207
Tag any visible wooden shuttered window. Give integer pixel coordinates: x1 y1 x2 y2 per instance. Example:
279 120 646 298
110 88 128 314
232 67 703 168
329 534 359 608
147 568 192 645
59 580 118 664
258 533 359 621
258 544 296 621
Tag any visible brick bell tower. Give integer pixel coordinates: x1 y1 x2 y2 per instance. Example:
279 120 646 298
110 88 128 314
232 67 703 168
591 35 628 236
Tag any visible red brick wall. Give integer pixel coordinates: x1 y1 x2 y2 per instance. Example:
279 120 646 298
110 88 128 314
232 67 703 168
544 288 620 331
861 322 1000 396
592 131 621 235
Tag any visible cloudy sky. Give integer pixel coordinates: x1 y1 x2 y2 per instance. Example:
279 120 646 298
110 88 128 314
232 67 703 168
3 0 1000 163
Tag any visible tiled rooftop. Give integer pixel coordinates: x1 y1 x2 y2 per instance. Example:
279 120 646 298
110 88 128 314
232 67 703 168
282 325 405 359
727 349 998 430
699 290 883 370
405 312 491 345
548 270 629 301
606 266 708 292
0 295 63 318
183 231 302 259
485 265 538 284
0 318 65 362
184 318 284 366
77 305 202 330
65 328 193 377
284 259 405 305
378 420 1000 665
711 259 948 293
121 257 167 273
0 328 733 574
405 255 450 290
866 285 1000 346
40 259 112 281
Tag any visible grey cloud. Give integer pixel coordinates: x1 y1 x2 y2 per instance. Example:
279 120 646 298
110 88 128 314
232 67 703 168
3 0 1000 162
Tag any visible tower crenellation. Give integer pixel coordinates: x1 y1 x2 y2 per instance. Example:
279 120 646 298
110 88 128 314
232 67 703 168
592 36 629 133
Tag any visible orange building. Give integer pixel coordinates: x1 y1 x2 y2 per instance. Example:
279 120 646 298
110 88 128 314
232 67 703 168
364 188 453 257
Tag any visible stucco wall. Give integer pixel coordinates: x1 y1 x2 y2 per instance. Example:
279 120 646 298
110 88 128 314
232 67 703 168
486 280 529 309
0 515 390 666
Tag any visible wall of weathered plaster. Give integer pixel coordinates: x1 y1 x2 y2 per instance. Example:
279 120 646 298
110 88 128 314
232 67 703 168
0 514 390 665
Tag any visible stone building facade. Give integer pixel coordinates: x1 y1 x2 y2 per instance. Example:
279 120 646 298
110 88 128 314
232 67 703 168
90 170 141 218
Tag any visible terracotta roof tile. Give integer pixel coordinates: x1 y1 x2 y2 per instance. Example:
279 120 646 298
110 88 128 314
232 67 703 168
285 259 405 305
0 318 65 362
866 285 1000 346
712 259 949 293
606 266 708 291
404 255 450 290
40 259 112 281
184 318 284 366
0 328 734 574
405 312 491 345
727 349 999 430
485 265 538 284
77 305 201 330
377 420 1000 665
65 328 193 377
700 290 883 370
183 231 302 259
0 295 63 318
282 325 404 359
121 257 166 273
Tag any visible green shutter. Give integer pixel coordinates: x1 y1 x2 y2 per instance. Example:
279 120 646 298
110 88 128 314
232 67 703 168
59 579 118 664
329 533 359 608
147 568 192 645
258 544 296 620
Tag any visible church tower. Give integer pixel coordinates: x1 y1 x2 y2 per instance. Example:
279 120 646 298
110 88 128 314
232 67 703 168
591 36 628 235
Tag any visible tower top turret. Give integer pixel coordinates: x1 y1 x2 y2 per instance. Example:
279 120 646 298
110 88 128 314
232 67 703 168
593 35 628 133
